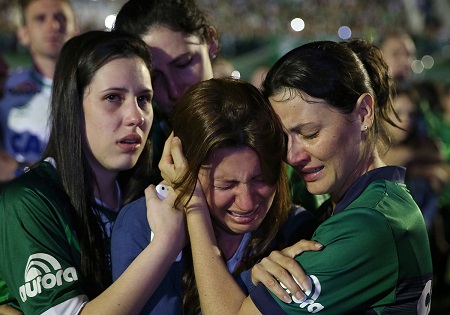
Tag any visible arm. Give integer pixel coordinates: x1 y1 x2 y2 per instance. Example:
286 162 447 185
81 185 186 314
111 197 150 281
186 205 322 315
184 184 261 315
0 305 22 315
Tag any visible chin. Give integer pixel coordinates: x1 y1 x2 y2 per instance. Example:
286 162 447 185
115 159 138 172
306 183 328 196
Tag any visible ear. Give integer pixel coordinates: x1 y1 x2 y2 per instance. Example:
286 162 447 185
357 93 374 132
207 26 219 60
16 26 30 47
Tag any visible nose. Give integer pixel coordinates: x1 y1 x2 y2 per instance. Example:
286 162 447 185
286 136 309 167
166 77 182 102
46 16 63 31
125 101 145 127
235 184 258 212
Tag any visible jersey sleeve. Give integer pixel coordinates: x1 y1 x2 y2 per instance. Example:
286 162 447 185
111 197 150 280
111 197 184 315
0 168 87 314
248 209 399 314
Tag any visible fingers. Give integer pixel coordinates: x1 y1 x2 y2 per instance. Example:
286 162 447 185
169 136 187 170
144 184 157 200
160 132 174 165
269 251 307 301
251 241 324 304
158 133 188 185
252 261 294 303
282 239 324 258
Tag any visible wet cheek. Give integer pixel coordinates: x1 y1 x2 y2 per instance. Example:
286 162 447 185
207 193 234 212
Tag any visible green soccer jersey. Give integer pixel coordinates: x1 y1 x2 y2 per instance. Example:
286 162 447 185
244 166 433 314
0 161 117 314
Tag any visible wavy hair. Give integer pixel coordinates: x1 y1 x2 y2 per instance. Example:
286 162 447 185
171 77 290 314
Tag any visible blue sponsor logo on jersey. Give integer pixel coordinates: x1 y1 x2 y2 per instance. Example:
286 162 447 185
10 132 43 161
19 253 78 302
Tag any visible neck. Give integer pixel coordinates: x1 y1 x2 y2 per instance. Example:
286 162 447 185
331 149 386 205
33 56 57 79
94 178 119 210
215 229 245 260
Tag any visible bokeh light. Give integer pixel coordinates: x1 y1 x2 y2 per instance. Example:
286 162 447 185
338 26 352 39
411 60 424 74
231 70 241 79
104 14 116 30
291 18 305 32
421 55 434 69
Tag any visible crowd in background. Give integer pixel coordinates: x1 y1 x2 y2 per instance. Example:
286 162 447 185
1 0 450 62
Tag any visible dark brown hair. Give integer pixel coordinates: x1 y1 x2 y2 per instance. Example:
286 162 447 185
262 38 397 155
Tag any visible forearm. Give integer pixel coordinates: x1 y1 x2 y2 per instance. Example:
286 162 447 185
186 209 248 315
0 304 22 315
81 236 181 314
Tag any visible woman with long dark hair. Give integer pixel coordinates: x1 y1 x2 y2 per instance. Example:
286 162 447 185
0 30 185 315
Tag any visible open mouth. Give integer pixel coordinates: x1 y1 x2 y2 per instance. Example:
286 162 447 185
302 166 324 174
227 209 257 217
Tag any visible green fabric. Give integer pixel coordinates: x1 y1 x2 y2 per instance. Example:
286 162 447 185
273 180 432 314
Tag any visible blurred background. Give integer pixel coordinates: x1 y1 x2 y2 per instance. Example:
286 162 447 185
0 0 449 81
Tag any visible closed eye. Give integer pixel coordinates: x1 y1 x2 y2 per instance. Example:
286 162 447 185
303 131 319 140
213 180 236 190
173 54 197 69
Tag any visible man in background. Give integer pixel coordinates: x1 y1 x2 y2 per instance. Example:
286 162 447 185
0 0 78 184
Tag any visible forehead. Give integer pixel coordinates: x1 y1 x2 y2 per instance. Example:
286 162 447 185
24 0 74 17
143 25 202 41
142 26 203 51
203 146 259 172
84 57 151 94
270 90 349 133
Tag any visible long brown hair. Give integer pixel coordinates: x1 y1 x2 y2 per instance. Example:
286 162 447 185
171 77 290 314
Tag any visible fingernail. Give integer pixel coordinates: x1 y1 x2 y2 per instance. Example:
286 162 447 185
302 282 312 295
283 295 292 303
315 243 324 249
295 291 304 300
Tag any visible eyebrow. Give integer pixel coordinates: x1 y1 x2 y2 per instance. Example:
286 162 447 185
213 174 264 183
287 121 315 133
169 52 193 66
100 87 153 94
